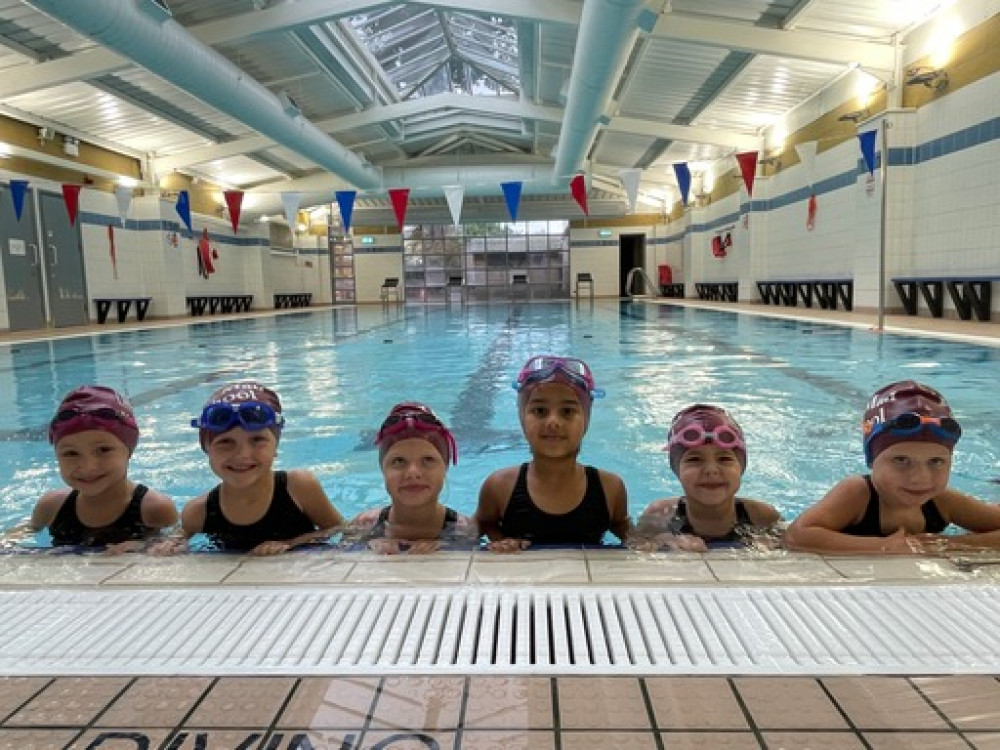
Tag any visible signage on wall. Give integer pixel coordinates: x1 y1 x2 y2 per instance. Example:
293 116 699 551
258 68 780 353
361 236 376 244
598 229 613 238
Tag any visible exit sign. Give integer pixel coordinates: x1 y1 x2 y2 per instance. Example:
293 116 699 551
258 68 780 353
360 236 375 244
598 229 613 237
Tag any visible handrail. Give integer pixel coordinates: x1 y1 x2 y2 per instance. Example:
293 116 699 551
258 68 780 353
625 267 660 298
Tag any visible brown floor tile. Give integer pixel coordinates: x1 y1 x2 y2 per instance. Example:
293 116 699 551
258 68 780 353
463 677 553 729
70 729 170 749
0 678 51 720
183 677 296 728
460 729 556 750
369 677 464 730
559 731 658 750
733 677 848 730
0 729 78 749
863 732 973 749
645 677 748 730
4 677 131 727
162 729 266 748
822 677 949 730
277 677 380 729
267 729 359 748
363 729 455 748
556 677 650 730
913 677 1000 731
94 677 213 728
760 730 866 748
966 733 1000 749
657 732 761 749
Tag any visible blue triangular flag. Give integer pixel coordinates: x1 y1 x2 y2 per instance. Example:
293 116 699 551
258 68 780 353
673 163 691 207
858 130 878 176
175 190 193 233
335 190 356 233
10 180 29 221
501 181 522 222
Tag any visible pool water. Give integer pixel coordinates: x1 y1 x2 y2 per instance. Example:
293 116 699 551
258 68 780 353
1 301 998 542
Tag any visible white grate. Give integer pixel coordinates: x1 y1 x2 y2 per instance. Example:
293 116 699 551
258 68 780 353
1 585 999 675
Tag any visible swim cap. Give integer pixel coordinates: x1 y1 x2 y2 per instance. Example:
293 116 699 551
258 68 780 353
198 381 283 450
664 404 747 475
376 402 457 466
862 380 960 465
514 355 600 423
48 385 140 454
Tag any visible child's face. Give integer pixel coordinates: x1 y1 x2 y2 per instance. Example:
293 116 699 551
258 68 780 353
520 382 588 458
55 429 130 498
675 444 743 507
206 427 277 486
381 437 446 508
870 441 952 508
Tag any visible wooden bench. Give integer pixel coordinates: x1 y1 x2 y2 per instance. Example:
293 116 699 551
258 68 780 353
756 279 853 311
273 292 312 309
93 297 152 324
660 283 685 298
892 275 1000 321
186 295 253 316
695 282 738 302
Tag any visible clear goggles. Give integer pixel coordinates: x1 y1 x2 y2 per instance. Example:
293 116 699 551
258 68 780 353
513 355 604 398
52 405 136 429
864 412 961 460
666 424 745 451
376 407 458 464
191 401 284 432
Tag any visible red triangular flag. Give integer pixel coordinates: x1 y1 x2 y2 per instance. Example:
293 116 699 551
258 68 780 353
388 188 410 230
735 152 759 197
569 174 589 216
223 190 244 234
61 184 82 227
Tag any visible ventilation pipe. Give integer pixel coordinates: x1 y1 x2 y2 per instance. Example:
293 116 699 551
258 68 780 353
26 0 381 189
552 0 647 180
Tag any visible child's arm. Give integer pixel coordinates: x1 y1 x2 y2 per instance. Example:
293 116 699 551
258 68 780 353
600 470 630 542
287 469 345 531
784 475 914 554
139 489 180 531
30 489 70 532
928 488 1000 549
630 497 707 552
475 468 526 551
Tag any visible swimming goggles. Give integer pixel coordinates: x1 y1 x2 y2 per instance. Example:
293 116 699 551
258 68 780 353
191 401 284 432
51 405 136 429
864 412 961 450
667 424 745 451
513 355 605 398
376 405 458 464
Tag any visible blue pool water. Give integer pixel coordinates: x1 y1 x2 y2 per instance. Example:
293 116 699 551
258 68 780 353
1 301 998 540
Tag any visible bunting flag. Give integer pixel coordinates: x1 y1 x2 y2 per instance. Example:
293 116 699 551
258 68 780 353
61 184 82 227
175 190 193 233
197 227 215 277
281 191 302 232
443 185 464 227
735 151 759 197
108 224 118 279
335 190 356 233
619 168 641 214
388 187 410 230
569 174 589 216
672 163 691 207
114 186 133 227
10 180 29 221
223 190 244 234
858 130 878 176
501 181 522 222
794 142 818 188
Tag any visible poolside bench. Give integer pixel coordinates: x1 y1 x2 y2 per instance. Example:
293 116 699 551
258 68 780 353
892 275 1000 321
186 294 253 316
756 279 853 311
695 282 738 302
379 277 400 303
93 297 152 324
273 292 312 309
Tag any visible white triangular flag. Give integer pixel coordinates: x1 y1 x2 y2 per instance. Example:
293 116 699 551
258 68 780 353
794 142 818 188
619 168 641 214
114 186 133 227
280 191 302 229
443 185 464 227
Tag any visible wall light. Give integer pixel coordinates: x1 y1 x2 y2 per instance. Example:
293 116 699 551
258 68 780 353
905 66 948 90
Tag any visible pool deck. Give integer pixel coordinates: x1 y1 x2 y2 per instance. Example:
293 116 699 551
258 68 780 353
2 301 999 749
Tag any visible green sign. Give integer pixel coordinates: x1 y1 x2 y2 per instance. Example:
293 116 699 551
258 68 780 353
598 229 613 237
361 236 376 245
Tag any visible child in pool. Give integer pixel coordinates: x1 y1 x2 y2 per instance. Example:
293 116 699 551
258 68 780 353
346 402 477 554
178 381 344 555
634 404 781 551
32 385 177 551
475 355 630 551
784 380 1000 554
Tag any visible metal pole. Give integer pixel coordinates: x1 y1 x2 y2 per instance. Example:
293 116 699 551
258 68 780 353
876 118 889 332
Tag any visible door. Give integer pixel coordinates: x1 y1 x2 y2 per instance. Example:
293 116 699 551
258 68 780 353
0 184 46 330
619 233 646 296
39 190 88 327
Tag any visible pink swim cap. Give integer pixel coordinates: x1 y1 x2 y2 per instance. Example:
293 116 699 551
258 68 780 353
197 381 283 450
664 404 746 475
48 385 139 454
375 402 457 466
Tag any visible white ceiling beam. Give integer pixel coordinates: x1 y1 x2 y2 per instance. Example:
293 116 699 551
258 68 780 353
651 13 896 73
609 117 761 150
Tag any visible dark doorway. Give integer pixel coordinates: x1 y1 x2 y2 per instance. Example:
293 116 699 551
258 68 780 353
619 233 646 296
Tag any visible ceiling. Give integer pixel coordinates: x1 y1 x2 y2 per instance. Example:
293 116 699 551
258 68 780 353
0 0 947 225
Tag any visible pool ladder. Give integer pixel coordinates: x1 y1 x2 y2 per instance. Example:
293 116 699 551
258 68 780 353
625 267 661 298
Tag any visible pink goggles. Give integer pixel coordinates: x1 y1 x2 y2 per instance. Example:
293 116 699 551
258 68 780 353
514 355 605 399
666 424 745 451
375 406 458 465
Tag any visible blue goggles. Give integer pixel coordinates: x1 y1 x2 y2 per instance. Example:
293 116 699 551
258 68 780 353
191 401 284 432
863 412 961 463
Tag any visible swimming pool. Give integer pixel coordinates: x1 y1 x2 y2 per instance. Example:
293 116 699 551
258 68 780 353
1 301 998 541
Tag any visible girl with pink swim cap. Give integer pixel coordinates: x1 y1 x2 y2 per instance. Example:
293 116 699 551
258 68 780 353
345 402 478 554
785 380 1000 554
31 385 177 551
634 404 781 551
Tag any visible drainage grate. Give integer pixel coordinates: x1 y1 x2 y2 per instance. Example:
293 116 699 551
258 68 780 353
1 585 999 675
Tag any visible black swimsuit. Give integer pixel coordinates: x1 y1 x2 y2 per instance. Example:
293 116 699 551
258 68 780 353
48 485 153 547
665 496 755 543
841 475 949 536
202 471 316 550
368 505 460 539
498 463 611 545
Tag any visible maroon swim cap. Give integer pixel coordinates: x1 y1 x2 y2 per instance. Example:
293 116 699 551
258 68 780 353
376 402 457 466
197 381 283 450
665 404 747 475
862 380 958 465
48 385 140 454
